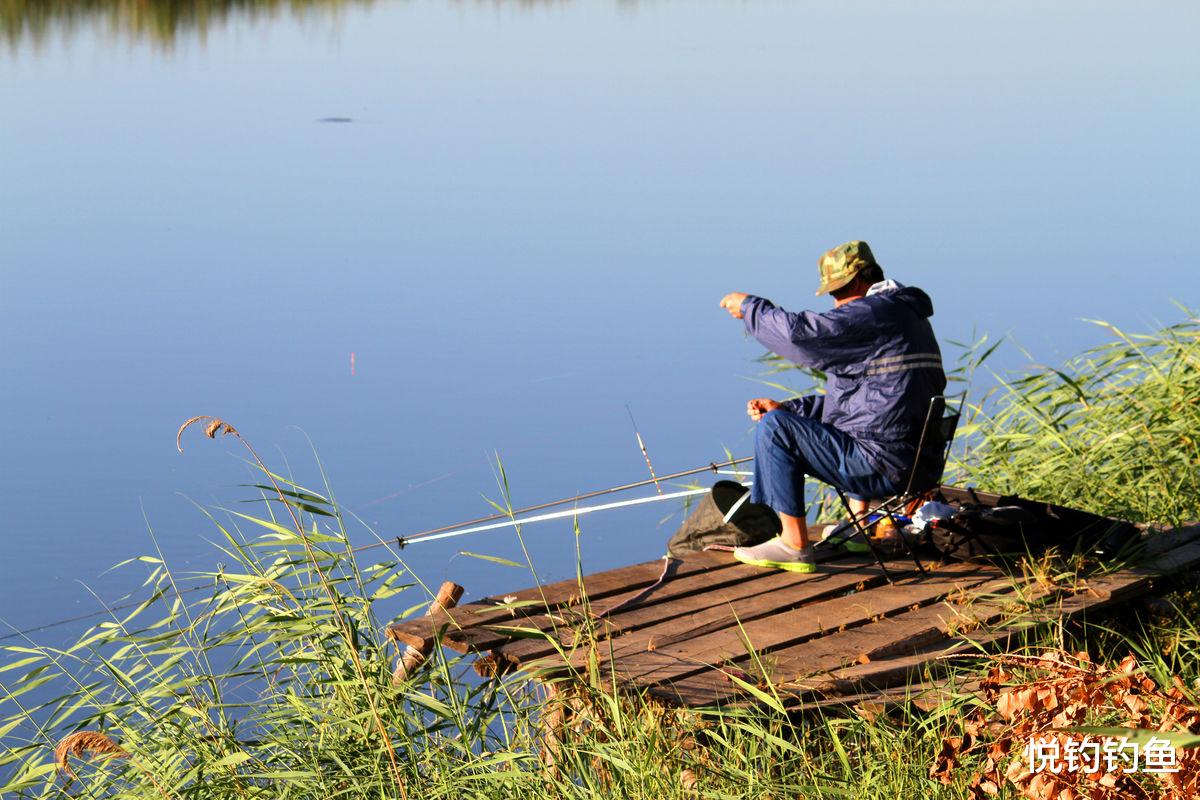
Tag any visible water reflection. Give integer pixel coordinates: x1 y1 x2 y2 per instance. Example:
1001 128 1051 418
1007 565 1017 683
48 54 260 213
2 0 378 48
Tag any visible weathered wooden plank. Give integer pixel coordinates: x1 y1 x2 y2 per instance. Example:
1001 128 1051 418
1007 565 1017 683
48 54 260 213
793 538 1200 698
386 549 735 650
587 543 859 619
634 565 1101 707
796 678 982 716
641 658 979 711
386 519 896 651
537 557 948 676
569 566 997 707
556 562 996 690
446 551 885 660
670 530 1200 708
642 670 741 707
764 577 1040 685
1140 524 1200 556
487 552 911 671
541 532 1198 709
632 576 999 693
1138 531 1200 569
764 525 1200 694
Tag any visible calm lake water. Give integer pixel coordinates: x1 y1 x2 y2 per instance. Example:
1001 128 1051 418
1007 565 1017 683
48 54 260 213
1 0 1197 644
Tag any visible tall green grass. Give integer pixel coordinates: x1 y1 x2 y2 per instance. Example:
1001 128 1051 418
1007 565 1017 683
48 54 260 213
1 313 1198 798
0 457 968 798
952 314 1200 526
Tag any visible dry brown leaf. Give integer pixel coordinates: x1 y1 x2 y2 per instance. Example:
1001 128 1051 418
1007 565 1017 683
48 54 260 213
679 768 698 791
933 649 1200 800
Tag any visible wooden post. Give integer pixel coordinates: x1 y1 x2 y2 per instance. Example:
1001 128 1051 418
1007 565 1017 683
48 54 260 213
538 682 565 778
391 581 464 684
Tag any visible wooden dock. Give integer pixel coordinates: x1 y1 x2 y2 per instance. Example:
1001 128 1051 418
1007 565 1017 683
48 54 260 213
387 502 1200 712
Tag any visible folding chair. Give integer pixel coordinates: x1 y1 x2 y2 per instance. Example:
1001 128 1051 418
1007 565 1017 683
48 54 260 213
826 393 965 584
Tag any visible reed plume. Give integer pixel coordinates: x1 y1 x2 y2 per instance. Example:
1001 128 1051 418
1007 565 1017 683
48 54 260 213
54 731 127 778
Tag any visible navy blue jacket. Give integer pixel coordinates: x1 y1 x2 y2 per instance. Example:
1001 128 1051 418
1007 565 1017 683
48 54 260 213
740 282 946 486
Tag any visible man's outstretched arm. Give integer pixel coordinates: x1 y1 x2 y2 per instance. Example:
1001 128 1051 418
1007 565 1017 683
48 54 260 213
721 292 872 371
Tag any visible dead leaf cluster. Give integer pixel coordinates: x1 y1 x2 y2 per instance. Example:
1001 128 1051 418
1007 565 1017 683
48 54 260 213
931 650 1200 799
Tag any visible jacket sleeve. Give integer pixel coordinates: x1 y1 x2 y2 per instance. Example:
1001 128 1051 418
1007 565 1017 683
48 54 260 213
780 395 824 419
740 295 877 373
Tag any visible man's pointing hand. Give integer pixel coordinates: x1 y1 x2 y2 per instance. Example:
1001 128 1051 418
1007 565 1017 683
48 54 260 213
720 292 749 319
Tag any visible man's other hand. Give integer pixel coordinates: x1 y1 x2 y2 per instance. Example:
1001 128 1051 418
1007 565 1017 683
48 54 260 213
746 398 781 421
720 292 749 319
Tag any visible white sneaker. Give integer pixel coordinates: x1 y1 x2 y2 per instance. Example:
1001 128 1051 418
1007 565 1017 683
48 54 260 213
733 537 817 573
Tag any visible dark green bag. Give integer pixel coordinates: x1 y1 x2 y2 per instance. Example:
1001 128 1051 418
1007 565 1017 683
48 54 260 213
666 480 780 557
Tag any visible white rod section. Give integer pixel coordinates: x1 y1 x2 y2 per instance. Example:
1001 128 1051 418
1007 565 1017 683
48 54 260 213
409 483 751 545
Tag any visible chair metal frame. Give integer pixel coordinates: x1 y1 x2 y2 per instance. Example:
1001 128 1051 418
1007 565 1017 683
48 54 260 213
827 393 965 584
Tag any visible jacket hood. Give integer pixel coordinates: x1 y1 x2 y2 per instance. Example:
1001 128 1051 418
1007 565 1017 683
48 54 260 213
875 284 934 319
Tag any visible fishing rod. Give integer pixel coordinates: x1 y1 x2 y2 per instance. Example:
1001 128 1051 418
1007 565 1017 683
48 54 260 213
361 485 721 549
351 455 754 552
5 457 754 642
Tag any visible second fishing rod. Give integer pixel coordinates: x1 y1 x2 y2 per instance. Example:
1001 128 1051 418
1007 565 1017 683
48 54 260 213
357 455 755 552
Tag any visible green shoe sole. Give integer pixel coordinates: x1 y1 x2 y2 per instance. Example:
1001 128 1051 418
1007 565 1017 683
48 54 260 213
843 538 908 556
732 550 817 573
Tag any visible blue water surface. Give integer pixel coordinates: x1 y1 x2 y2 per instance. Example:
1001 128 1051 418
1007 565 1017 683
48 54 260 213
1 0 1197 643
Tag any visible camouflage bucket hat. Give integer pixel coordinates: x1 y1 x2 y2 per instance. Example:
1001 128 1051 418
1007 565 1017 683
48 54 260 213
815 240 878 296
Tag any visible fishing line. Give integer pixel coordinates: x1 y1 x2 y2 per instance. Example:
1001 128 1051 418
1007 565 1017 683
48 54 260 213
0 583 215 643
358 455 754 551
5 457 755 643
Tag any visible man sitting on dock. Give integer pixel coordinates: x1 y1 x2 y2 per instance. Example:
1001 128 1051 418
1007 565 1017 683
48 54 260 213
719 241 946 573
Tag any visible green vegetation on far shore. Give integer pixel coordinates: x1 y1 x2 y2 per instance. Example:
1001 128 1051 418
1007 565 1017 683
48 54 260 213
1 0 376 48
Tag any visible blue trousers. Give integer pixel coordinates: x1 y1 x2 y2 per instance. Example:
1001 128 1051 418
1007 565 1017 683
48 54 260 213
750 410 900 517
